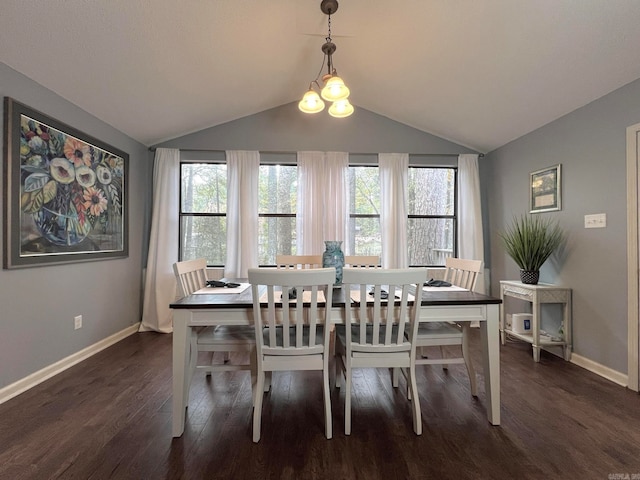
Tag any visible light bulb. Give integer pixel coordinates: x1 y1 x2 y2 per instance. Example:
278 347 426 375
298 89 325 114
321 76 350 102
328 99 354 118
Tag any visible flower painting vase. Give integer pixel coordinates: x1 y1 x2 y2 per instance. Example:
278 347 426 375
322 240 345 285
33 204 93 246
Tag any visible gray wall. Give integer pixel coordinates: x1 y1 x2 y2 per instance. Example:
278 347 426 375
0 63 151 389
155 101 478 158
485 77 640 374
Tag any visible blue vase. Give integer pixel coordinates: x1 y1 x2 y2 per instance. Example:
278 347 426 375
33 205 92 246
322 240 344 285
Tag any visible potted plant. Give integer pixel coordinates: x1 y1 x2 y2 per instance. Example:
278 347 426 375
499 215 565 284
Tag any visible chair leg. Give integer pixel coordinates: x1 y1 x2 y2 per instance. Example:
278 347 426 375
206 352 215 377
264 372 272 392
344 362 352 435
249 346 258 407
401 367 412 400
408 365 422 435
462 325 478 396
334 341 344 389
323 361 332 439
439 345 448 370
392 367 400 388
253 370 266 443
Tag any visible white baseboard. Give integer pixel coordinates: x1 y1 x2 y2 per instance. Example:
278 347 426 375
0 323 140 405
570 352 628 387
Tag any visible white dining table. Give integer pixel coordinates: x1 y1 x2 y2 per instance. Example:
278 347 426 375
169 283 502 437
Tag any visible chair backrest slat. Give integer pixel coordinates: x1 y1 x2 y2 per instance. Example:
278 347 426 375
443 258 483 291
343 268 427 353
173 258 208 297
249 268 335 354
275 255 323 270
344 255 380 268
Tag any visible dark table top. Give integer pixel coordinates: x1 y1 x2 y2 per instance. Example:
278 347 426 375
170 281 502 310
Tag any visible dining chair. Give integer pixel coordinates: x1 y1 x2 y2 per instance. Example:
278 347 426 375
275 254 323 269
248 267 336 443
173 259 256 396
334 267 427 435
408 257 483 397
343 255 380 268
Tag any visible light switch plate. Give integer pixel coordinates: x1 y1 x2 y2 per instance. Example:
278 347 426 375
584 213 606 228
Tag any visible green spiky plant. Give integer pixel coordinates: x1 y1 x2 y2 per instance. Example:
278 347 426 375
499 215 564 272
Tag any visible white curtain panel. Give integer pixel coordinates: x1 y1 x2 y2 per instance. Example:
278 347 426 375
139 148 180 333
379 153 408 268
323 152 349 244
458 154 485 292
225 150 259 278
297 151 348 255
297 152 325 255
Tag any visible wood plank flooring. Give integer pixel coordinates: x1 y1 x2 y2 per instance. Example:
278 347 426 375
1 330 640 479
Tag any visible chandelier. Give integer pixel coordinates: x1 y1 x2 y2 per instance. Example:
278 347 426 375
298 0 354 118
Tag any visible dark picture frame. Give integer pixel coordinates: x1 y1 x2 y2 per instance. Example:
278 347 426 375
530 164 561 214
3 97 128 268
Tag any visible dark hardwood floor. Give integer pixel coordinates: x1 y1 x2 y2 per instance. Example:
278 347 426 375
1 329 640 479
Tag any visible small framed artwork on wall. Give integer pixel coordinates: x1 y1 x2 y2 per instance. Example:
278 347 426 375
530 164 561 213
3 97 129 268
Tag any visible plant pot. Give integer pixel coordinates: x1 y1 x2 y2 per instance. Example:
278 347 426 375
520 270 540 285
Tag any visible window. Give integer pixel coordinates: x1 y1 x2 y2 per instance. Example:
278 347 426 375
179 162 227 265
347 166 381 257
407 166 456 266
258 164 297 265
179 159 456 268
347 165 456 266
179 161 298 266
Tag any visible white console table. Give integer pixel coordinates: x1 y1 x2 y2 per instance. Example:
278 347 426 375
499 280 572 362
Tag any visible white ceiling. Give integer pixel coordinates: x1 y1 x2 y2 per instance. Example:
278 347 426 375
2 0 640 153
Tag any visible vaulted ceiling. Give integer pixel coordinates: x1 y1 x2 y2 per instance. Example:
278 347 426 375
2 1 640 153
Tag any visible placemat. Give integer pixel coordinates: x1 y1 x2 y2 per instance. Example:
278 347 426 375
193 283 250 295
422 285 468 292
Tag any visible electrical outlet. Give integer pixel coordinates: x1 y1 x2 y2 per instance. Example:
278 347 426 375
584 213 606 228
74 315 82 330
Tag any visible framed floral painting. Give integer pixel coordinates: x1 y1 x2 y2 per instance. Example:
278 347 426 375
3 97 128 268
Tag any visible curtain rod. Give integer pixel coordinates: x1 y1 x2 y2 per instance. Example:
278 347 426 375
147 147 483 157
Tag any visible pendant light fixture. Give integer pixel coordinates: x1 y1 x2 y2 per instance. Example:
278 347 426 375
298 0 354 118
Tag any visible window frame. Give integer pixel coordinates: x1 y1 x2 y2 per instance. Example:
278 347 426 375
178 160 227 266
258 162 297 266
407 165 458 267
178 157 458 268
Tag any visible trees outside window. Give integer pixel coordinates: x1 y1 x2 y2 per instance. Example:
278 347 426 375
347 166 381 257
258 164 297 265
407 167 456 266
180 163 227 265
179 161 456 267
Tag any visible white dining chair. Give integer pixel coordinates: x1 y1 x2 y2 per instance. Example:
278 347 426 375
173 259 256 397
334 267 427 435
343 255 380 268
248 267 336 443
408 257 483 396
275 254 323 269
